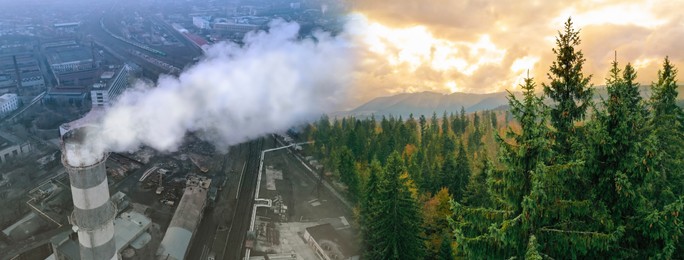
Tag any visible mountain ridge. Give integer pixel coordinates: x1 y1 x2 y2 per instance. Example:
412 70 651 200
337 85 684 119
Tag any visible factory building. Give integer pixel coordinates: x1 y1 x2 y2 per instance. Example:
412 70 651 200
304 223 359 260
192 16 212 30
212 20 260 34
61 127 118 260
44 85 88 106
44 41 98 86
49 211 152 260
0 44 46 93
0 93 19 116
47 46 94 74
91 63 139 107
0 130 31 164
156 175 211 260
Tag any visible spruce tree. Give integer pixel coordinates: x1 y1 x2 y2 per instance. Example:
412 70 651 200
585 58 651 257
649 57 684 201
451 76 619 258
338 146 360 202
437 234 454 260
453 142 471 202
542 18 593 159
368 152 425 259
641 57 684 258
463 152 493 207
361 159 383 258
451 77 550 258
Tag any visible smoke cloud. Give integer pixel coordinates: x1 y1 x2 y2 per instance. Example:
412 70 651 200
65 20 354 166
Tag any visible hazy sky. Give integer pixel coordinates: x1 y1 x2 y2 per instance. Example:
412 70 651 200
347 0 684 103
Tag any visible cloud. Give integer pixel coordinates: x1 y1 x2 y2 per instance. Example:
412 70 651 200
64 20 355 166
346 0 684 104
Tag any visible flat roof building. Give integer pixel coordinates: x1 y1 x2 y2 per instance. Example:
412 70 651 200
91 63 138 108
0 130 31 164
156 176 211 260
48 211 152 260
0 93 19 116
304 223 359 260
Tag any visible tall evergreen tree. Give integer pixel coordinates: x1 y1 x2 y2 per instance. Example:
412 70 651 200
368 152 425 259
423 188 453 258
451 77 548 258
459 106 468 134
641 57 684 258
361 159 383 258
649 57 684 201
437 234 454 260
463 152 493 207
453 142 471 202
338 146 360 202
542 18 593 159
451 76 619 258
585 57 652 257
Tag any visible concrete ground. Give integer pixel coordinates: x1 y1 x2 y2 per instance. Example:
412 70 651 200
251 147 359 257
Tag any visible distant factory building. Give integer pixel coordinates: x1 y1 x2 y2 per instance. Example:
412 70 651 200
0 130 31 164
44 42 98 86
44 85 88 106
0 93 19 116
156 175 211 260
0 44 46 93
91 63 140 107
212 17 261 34
192 16 212 30
304 223 359 260
47 46 94 74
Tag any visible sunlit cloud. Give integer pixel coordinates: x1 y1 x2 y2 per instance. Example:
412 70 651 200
346 0 684 106
553 3 666 29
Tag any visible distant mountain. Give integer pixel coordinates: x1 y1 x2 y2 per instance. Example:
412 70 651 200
341 91 515 119
337 85 684 119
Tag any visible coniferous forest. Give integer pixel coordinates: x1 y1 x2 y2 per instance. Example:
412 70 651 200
302 19 684 259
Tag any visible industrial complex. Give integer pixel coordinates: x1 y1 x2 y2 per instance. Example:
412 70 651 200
0 0 355 259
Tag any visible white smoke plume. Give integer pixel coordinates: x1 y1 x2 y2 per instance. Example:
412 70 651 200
64 20 355 166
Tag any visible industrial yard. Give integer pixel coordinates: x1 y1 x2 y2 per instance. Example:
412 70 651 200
247 137 359 259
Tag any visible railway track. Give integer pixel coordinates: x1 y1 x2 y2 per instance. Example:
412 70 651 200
222 138 264 260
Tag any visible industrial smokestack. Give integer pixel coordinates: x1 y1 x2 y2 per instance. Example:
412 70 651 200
61 126 118 260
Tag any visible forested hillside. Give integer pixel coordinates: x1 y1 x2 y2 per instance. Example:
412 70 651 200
301 18 684 259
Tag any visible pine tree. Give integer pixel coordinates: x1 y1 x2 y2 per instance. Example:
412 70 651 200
649 57 684 201
542 18 593 159
641 57 684 258
451 76 619 258
451 77 551 258
338 146 360 202
463 152 493 207
584 57 651 257
361 159 383 258
525 235 543 260
419 114 428 146
442 111 450 136
368 152 425 259
437 234 454 260
453 142 471 202
459 106 468 134
490 111 498 129
423 188 453 258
